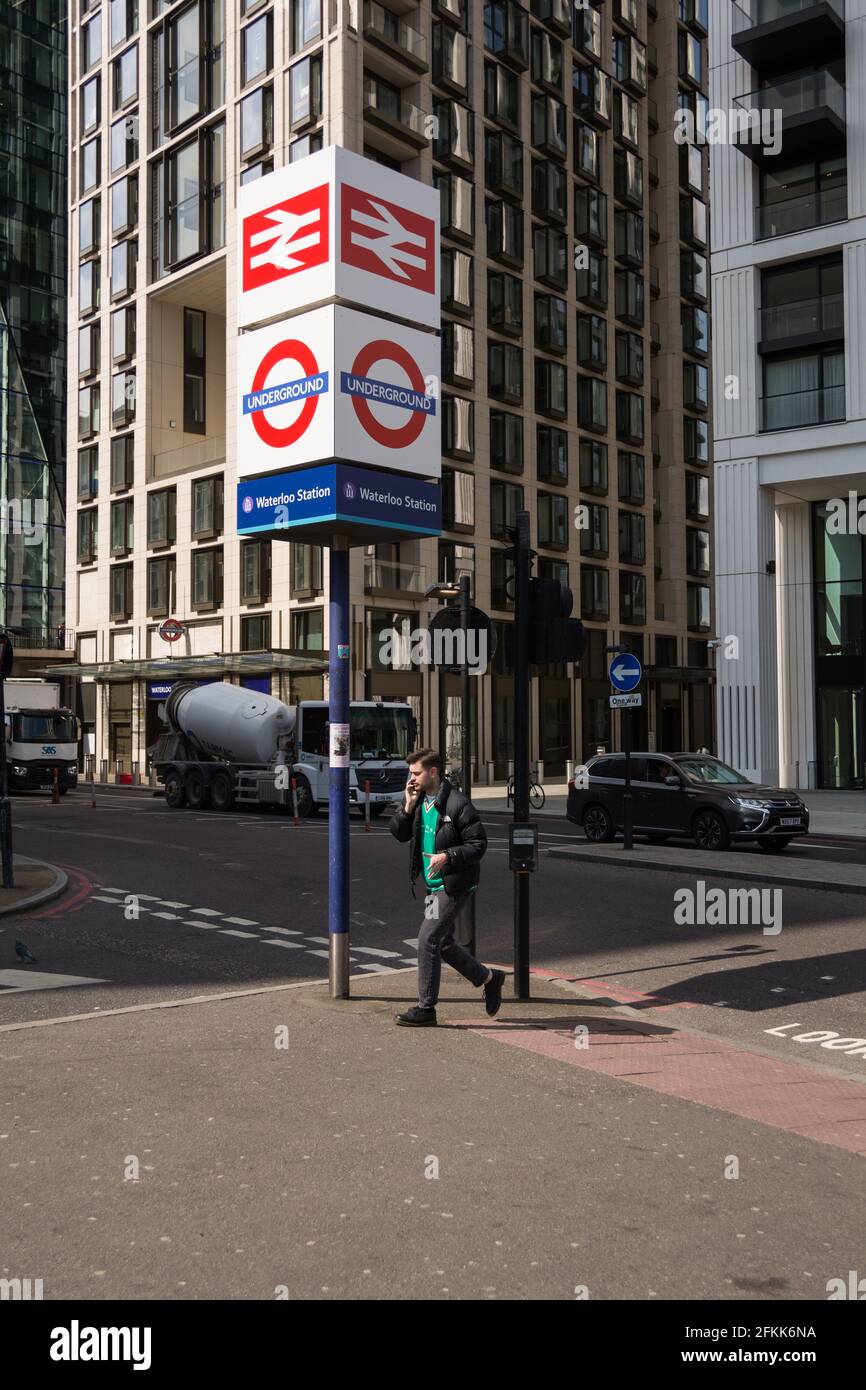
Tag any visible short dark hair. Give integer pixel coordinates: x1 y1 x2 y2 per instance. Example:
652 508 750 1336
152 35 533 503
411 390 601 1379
408 747 443 774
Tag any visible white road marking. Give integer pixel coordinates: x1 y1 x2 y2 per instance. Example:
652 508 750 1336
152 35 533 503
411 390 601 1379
222 916 258 926
262 927 304 936
0 970 106 993
356 963 397 973
188 908 223 917
351 947 402 958
158 901 191 909
403 938 419 948
184 921 225 930
91 895 128 904
400 958 419 966
220 929 258 939
261 939 306 950
151 912 183 920
306 949 330 959
305 936 330 944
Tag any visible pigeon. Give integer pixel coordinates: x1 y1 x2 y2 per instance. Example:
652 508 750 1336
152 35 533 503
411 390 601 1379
15 941 36 964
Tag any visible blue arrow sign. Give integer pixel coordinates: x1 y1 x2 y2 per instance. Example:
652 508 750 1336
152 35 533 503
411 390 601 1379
609 653 642 692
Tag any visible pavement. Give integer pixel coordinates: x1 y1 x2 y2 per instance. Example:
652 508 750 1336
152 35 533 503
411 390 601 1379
3 964 866 1301
0 855 67 916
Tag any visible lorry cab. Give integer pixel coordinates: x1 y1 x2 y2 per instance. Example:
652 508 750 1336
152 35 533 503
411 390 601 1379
295 700 416 815
5 707 80 794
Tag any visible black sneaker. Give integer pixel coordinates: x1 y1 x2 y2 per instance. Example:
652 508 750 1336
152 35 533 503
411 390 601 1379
484 969 507 1017
395 1006 437 1027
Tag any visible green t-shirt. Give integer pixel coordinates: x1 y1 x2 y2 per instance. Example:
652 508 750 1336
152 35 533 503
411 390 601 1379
421 796 444 892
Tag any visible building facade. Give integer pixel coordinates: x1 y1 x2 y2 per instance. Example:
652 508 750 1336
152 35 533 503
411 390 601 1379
1 0 68 672
711 0 865 788
66 0 714 778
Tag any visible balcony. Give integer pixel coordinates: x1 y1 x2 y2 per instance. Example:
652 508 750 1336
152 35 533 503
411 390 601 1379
150 434 226 482
363 2 427 76
732 72 845 165
651 375 660 407
2 626 74 654
731 0 845 74
649 263 660 296
760 383 845 432
756 184 847 239
759 292 843 349
364 557 428 598
364 78 428 150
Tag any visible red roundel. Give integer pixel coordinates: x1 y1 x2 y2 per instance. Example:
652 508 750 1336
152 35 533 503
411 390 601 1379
349 339 428 449
250 340 321 449
159 619 185 643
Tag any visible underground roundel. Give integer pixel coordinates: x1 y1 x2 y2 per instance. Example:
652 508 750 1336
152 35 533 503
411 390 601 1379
340 340 435 450
243 338 329 450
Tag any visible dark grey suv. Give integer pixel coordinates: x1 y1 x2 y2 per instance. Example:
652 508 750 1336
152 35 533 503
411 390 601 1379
567 753 810 852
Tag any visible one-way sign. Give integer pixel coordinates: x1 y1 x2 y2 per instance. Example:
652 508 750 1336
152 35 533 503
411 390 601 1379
609 693 642 709
609 653 642 692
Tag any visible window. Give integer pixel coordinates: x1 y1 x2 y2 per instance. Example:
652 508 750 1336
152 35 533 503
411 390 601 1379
537 426 567 483
436 172 474 241
614 209 643 266
111 306 136 362
533 225 567 289
435 100 475 169
78 447 99 501
484 61 519 127
491 480 524 539
577 376 607 432
614 91 639 148
147 487 176 547
443 395 475 459
535 358 567 418
684 416 709 464
532 158 567 222
678 31 702 85
192 547 224 609
682 305 709 356
111 498 134 555
81 76 100 135
530 27 562 91
82 14 102 72
687 583 711 630
581 566 609 620
579 439 608 494
613 35 646 92
485 0 529 66
80 198 100 255
620 573 646 624
531 94 567 159
574 4 602 60
577 312 606 370
681 251 708 302
111 434 134 490
439 542 475 588
184 308 206 433
111 0 138 47
289 54 322 127
290 131 321 161
291 543 323 595
81 137 100 195
619 510 645 564
442 467 475 531
192 475 223 538
576 249 607 308
488 272 522 333
112 370 136 427
614 150 643 207
573 121 599 181
616 390 644 445
758 156 847 240
485 131 524 199
241 614 271 650
169 3 201 129
78 383 101 438
534 294 567 353
79 259 101 317
580 503 608 557
486 199 523 266
113 46 138 109
152 0 225 145
573 64 611 127
242 12 272 86
538 492 568 549
488 341 523 403
111 564 134 619
292 0 321 51
685 472 710 521
79 323 100 378
153 122 225 277
442 322 474 387
615 268 644 326
147 556 176 617
679 144 704 197
241 84 274 155
615 331 644 386
684 362 709 410
574 186 607 245
618 451 645 505
241 158 275 184
110 112 138 174
616 0 639 31
686 528 711 576
110 238 137 298
78 508 98 564
762 350 845 431
433 23 469 96
292 608 324 650
241 540 272 602
442 250 474 315
111 175 138 235
490 410 523 473
680 193 707 246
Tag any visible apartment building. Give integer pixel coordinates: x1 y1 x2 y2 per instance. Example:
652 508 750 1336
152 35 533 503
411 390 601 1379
1 0 69 675
711 0 865 788
65 0 714 779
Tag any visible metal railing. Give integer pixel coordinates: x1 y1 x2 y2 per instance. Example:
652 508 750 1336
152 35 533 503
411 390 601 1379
760 292 843 340
363 1 427 65
732 0 844 31
756 187 847 240
734 71 845 122
760 383 845 432
363 557 427 593
1 626 73 650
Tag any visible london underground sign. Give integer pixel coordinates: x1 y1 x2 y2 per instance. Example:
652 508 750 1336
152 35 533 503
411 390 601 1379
237 305 439 481
237 146 440 332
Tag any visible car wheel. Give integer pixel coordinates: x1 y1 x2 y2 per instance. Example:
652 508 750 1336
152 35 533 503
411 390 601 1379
757 836 793 854
185 768 210 811
583 804 615 843
164 771 186 810
647 833 668 844
292 774 316 819
211 770 235 812
692 809 731 851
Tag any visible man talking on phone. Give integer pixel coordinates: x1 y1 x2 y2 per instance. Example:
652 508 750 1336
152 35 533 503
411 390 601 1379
389 748 506 1027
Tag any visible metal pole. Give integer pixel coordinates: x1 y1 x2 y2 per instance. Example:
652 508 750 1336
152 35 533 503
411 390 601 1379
329 537 350 999
364 778 371 832
513 511 531 1000
0 675 13 887
459 573 476 956
623 706 634 850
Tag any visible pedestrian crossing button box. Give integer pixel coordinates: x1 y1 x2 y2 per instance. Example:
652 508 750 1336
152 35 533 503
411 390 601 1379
509 823 538 871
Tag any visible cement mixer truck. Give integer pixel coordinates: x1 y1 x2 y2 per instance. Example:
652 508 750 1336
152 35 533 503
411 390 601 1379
149 681 414 818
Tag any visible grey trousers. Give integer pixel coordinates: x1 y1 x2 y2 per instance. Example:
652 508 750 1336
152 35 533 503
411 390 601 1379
417 889 488 1010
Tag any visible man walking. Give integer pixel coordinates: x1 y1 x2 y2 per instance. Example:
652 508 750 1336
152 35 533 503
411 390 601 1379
389 747 506 1027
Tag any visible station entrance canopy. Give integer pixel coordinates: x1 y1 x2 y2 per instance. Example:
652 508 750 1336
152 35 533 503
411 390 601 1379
37 650 329 684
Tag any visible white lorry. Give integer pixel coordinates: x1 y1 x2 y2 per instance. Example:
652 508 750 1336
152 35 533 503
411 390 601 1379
150 680 414 818
3 679 80 795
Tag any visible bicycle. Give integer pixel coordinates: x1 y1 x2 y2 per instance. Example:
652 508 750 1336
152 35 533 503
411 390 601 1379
506 773 545 810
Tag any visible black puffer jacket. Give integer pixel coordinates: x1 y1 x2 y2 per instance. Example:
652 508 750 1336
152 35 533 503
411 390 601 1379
390 778 487 897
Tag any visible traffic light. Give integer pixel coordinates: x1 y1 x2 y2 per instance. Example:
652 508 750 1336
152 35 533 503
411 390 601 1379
528 579 585 665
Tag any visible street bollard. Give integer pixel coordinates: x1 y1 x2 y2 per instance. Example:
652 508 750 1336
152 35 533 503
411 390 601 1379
115 759 122 784
51 767 60 805
364 779 371 832
132 761 140 786
100 759 107 784
90 766 96 808
290 776 299 827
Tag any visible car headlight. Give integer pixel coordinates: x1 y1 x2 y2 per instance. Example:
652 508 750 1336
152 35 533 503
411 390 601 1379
12 765 26 777
68 765 78 774
728 796 769 811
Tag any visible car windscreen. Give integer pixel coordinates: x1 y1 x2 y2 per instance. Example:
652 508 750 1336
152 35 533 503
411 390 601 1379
676 758 750 786
351 708 413 761
12 713 77 743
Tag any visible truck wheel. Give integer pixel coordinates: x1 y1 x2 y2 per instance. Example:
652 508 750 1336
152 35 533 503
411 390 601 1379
211 771 235 812
185 769 210 811
164 771 186 809
293 774 316 819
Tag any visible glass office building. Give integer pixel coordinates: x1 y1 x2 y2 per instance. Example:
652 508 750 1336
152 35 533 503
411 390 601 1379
0 0 67 640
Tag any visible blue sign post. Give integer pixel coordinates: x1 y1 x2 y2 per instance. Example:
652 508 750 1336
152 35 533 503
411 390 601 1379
609 651 642 850
329 540 351 997
608 653 642 692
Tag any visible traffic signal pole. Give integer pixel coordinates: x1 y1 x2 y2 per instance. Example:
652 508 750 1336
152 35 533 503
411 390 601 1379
513 511 531 1000
0 670 12 888
328 537 350 999
623 705 634 851
459 573 476 956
